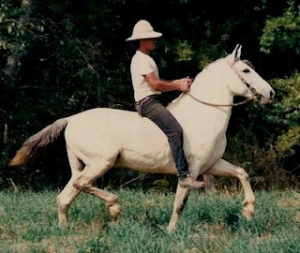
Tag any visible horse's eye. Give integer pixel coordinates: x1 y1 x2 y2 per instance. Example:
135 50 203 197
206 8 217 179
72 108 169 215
242 68 250 73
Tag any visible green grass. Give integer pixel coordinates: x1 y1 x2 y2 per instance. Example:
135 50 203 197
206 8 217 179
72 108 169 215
0 189 299 253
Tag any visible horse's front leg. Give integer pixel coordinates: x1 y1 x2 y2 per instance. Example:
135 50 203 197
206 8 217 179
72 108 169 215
168 184 191 232
207 159 255 219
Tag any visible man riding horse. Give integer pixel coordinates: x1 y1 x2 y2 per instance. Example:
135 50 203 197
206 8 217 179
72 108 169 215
127 20 204 189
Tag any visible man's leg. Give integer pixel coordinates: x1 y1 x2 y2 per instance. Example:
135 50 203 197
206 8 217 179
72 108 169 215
141 98 203 188
142 98 188 176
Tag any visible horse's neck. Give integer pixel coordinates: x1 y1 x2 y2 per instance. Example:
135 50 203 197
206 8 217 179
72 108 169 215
168 60 233 133
190 60 233 105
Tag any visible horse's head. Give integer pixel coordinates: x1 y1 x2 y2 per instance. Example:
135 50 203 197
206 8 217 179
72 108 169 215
225 44 275 104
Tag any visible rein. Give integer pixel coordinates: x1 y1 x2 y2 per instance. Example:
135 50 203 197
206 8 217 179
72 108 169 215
187 60 262 107
187 93 251 107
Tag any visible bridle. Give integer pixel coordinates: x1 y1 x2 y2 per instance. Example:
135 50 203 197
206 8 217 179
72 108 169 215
187 60 263 107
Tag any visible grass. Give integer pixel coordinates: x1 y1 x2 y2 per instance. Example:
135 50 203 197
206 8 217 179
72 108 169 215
0 188 299 253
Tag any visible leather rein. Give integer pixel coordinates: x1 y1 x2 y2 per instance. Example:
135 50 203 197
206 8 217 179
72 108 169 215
187 61 262 107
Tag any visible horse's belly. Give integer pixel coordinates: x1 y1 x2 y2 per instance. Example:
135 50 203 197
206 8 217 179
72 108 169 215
115 142 177 174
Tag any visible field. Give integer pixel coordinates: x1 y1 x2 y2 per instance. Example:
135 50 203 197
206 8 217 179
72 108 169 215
0 189 299 253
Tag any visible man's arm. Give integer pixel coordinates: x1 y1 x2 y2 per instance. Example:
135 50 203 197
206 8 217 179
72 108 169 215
144 72 192 92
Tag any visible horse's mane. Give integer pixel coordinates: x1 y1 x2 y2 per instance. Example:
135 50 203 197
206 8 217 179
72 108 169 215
242 60 255 69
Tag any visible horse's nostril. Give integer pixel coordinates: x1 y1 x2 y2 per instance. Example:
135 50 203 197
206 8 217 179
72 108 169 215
270 90 275 99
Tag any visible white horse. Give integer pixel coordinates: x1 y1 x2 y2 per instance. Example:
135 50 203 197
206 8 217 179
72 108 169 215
10 45 275 231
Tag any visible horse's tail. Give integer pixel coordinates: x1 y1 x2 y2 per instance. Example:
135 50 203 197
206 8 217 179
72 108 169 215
9 118 68 166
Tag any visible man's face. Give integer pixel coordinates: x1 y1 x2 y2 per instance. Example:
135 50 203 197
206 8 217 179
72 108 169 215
140 38 157 51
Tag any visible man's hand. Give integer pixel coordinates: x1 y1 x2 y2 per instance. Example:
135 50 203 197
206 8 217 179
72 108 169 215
174 77 193 92
144 72 193 92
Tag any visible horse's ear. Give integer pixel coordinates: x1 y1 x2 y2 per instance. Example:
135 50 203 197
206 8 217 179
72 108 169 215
227 44 242 64
236 44 242 60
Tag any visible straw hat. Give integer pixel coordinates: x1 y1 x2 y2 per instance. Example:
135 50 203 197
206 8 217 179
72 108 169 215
126 20 162 41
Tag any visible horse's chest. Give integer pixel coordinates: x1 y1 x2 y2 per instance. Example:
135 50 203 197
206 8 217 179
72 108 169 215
203 134 226 172
188 132 226 174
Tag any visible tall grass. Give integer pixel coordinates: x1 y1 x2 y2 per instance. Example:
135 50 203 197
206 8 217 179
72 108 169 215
0 189 299 252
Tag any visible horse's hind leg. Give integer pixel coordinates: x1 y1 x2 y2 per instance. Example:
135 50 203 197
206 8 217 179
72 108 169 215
84 186 121 219
57 176 80 227
57 149 82 227
208 159 255 219
73 157 121 220
168 184 191 232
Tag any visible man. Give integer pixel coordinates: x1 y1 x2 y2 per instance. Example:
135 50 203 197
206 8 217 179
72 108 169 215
126 20 203 188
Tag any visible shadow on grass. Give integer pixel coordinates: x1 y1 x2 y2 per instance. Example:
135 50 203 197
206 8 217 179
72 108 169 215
224 206 242 232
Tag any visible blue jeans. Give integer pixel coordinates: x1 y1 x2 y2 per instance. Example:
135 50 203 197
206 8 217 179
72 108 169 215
137 95 189 177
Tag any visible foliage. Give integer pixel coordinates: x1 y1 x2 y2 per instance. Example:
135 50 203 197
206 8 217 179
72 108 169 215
276 126 300 157
260 0 300 55
0 1 44 55
223 73 300 188
0 189 299 252
271 73 300 157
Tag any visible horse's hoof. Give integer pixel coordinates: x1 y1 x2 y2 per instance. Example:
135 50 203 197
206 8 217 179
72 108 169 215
167 226 174 233
167 223 176 233
58 214 68 228
58 220 67 228
108 203 121 219
242 208 254 220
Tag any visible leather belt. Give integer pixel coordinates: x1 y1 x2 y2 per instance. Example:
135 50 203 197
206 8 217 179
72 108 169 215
135 94 159 105
136 96 150 105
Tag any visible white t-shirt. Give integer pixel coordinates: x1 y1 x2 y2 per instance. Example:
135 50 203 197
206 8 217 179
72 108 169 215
130 50 161 102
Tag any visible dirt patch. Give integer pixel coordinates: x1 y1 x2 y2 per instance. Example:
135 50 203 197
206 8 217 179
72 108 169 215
0 205 6 216
295 212 300 223
10 238 53 252
184 248 199 253
144 198 156 208
78 217 104 237
260 232 273 243
278 198 300 207
9 234 87 253
48 244 56 253
278 192 300 207
190 224 225 243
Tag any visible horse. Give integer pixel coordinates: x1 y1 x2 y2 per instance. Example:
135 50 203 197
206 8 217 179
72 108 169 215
9 45 275 231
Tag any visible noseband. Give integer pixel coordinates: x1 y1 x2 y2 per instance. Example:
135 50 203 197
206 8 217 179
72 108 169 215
188 60 263 107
